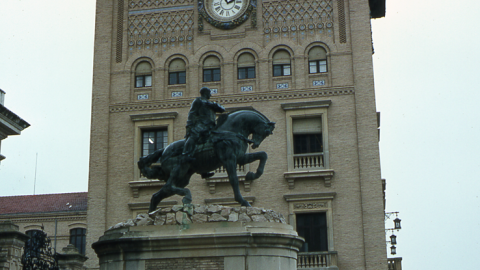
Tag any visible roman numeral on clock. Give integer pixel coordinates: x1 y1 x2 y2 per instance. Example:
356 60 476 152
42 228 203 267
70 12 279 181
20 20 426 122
215 6 221 12
234 5 240 9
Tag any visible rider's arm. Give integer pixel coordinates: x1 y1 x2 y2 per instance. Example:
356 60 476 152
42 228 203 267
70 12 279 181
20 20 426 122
207 101 225 113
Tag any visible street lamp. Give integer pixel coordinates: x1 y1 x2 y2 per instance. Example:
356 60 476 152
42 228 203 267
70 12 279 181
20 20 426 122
390 245 397 255
393 218 401 230
390 234 397 245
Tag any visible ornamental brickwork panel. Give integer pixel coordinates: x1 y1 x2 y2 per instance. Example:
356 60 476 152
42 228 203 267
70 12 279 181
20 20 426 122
262 0 334 43
128 0 195 10
127 2 195 53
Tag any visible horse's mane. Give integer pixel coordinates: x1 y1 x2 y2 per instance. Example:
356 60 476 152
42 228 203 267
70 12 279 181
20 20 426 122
216 109 270 127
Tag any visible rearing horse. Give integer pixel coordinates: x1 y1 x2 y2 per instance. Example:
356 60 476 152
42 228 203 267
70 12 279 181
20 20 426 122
138 110 275 212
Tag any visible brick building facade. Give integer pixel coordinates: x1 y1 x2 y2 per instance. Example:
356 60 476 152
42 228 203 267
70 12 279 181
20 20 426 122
86 0 388 268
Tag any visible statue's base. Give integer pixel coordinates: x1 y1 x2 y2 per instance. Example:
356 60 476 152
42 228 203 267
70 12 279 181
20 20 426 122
92 205 304 270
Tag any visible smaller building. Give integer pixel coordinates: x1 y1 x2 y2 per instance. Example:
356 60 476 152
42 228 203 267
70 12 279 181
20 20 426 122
0 192 88 256
0 89 30 162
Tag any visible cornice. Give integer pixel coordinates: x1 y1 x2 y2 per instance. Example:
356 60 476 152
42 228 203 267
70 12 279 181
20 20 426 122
110 87 354 113
0 215 86 224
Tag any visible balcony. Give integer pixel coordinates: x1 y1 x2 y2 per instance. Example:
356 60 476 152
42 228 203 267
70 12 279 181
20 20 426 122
205 164 250 194
388 257 402 270
293 152 324 170
297 251 338 270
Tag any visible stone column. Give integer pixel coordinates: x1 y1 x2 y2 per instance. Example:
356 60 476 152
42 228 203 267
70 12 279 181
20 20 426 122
0 220 28 270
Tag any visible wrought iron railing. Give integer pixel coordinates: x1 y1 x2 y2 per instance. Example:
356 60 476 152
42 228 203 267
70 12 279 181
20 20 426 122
297 251 337 268
293 152 324 169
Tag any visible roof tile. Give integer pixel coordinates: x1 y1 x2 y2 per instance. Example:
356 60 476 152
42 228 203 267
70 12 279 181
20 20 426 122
0 192 87 215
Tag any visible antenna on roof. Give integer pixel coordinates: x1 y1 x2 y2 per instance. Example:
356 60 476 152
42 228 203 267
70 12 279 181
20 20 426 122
34 153 38 195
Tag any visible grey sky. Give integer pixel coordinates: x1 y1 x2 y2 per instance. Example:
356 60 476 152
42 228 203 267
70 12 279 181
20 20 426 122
1 0 479 269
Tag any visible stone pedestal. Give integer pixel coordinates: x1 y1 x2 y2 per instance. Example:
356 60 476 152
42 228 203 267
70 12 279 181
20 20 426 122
57 244 88 270
92 205 304 270
0 221 28 270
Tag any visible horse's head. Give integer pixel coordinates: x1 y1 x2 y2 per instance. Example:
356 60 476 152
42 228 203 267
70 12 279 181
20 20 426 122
251 121 275 149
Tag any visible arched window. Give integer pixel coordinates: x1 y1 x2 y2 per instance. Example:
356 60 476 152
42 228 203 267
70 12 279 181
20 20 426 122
237 53 255 79
273 50 291 77
308 47 327 74
203 56 221 82
168 59 186 85
70 228 86 255
135 61 152 88
25 229 42 238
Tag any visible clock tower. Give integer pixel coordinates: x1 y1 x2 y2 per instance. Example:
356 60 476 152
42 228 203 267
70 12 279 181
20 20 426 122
86 0 388 269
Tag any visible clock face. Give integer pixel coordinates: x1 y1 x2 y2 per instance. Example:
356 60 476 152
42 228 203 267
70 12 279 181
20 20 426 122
205 0 250 22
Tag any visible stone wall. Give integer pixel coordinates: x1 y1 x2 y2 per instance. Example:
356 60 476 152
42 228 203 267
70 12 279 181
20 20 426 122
110 204 286 229
145 257 223 270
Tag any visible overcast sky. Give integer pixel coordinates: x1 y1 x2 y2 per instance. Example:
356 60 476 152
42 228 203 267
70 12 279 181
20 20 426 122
1 0 479 269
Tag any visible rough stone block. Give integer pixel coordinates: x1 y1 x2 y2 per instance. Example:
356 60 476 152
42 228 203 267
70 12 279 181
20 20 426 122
228 212 239 222
192 214 208 223
165 213 176 225
238 213 251 222
209 213 227 222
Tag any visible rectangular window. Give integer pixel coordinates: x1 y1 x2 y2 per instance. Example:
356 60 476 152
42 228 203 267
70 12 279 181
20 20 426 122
309 61 317 73
136 75 152 87
69 228 86 255
169 71 186 85
238 67 255 79
273 64 291 77
294 134 323 154
293 117 322 154
292 117 324 169
142 129 168 157
203 68 221 82
296 212 328 252
309 60 327 74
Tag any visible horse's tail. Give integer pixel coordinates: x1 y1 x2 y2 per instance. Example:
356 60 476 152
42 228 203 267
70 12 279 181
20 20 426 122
138 149 165 179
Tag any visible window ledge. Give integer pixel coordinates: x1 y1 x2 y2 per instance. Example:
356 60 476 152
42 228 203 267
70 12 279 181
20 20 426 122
167 84 186 88
134 87 152 91
281 100 331 111
130 112 178 122
128 180 166 198
237 78 256 82
284 169 335 189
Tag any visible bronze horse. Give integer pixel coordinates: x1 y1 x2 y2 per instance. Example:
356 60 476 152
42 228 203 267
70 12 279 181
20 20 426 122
138 110 275 212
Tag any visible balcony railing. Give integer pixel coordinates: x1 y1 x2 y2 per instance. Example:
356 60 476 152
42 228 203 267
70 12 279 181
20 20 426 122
214 164 246 174
297 251 337 269
388 257 402 270
293 152 324 170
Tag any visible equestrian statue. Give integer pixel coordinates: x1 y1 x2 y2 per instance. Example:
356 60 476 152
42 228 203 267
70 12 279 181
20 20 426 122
138 87 275 213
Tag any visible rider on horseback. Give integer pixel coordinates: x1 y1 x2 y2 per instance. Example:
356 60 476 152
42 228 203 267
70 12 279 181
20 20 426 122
182 87 225 178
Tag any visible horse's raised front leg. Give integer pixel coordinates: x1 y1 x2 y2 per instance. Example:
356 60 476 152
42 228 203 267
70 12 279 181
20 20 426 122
224 157 251 207
239 151 268 182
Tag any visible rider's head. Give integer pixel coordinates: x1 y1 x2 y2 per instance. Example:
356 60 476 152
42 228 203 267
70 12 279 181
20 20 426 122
199 87 211 99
